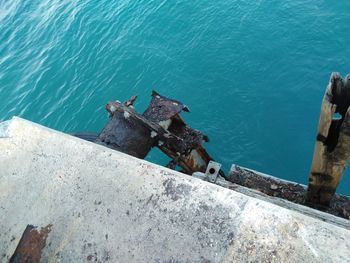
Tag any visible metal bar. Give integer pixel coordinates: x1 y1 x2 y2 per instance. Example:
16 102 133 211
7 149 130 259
9 224 52 263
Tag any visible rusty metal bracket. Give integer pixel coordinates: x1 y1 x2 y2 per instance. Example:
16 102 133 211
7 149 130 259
192 161 222 183
9 224 52 263
76 91 222 176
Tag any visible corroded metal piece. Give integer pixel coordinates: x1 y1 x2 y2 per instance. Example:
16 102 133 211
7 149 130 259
307 73 350 207
89 91 217 175
96 99 155 159
143 91 190 122
9 224 52 263
142 92 215 174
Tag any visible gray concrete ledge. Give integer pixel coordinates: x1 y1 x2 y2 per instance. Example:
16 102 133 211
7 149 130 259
0 119 11 138
0 117 350 262
226 165 350 229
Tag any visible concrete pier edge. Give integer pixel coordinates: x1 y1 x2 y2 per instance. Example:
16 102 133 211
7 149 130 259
1 117 349 262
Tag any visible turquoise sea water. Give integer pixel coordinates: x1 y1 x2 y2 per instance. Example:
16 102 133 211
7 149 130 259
1 1 350 194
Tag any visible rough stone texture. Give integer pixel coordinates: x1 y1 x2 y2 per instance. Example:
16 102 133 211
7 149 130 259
0 117 350 263
227 165 350 221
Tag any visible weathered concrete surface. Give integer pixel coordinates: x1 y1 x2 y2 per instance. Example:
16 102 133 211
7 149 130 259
0 117 350 263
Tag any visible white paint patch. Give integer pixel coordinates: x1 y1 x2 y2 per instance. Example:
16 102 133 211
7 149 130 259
158 141 164 146
299 225 319 258
124 111 130 119
151 131 158 138
159 119 172 130
109 105 116 113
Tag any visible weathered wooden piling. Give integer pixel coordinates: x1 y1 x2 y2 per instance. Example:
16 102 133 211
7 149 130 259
306 73 350 207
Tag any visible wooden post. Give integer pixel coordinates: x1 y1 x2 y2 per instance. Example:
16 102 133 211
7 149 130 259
306 73 350 207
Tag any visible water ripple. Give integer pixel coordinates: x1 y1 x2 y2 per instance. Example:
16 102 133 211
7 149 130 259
1 0 350 193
